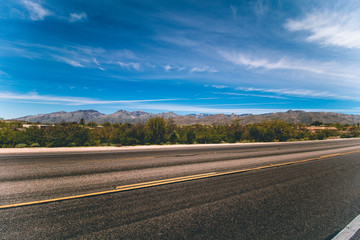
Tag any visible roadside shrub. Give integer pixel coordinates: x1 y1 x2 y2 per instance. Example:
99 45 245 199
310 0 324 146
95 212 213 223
186 129 196 144
169 132 179 144
15 143 27 148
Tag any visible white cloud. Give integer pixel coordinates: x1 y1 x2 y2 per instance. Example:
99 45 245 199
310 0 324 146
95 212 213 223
196 97 219 100
221 51 321 72
3 41 108 68
22 0 52 21
69 12 87 22
20 2 87 23
93 57 100 66
190 66 218 73
0 70 10 77
54 56 84 67
285 10 360 49
2 92 359 116
156 36 198 47
236 87 357 101
213 92 287 99
220 51 355 78
2 40 149 71
163 65 172 71
0 92 181 106
145 63 156 69
198 102 287 107
93 58 104 71
211 85 228 89
117 61 141 71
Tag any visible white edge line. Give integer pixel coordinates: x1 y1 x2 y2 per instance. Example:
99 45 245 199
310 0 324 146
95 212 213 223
333 214 360 240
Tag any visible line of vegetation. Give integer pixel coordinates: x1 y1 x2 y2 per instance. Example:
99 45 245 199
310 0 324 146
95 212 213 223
1 117 360 148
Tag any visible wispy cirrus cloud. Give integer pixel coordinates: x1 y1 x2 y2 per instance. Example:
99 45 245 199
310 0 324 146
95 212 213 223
53 55 85 67
0 40 143 71
220 50 355 78
209 85 339 100
211 85 228 89
20 1 88 23
92 58 104 71
3 91 358 115
220 51 322 72
212 91 287 99
236 87 358 101
163 65 172 71
0 92 181 106
22 0 52 21
0 70 10 78
117 61 141 71
190 66 218 73
69 12 87 22
285 9 360 49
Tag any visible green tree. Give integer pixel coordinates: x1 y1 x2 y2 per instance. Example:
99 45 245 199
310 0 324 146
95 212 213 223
169 131 179 144
0 128 26 147
44 126 68 147
166 119 176 135
186 129 196 144
86 122 98 128
79 118 85 126
70 127 90 146
92 125 114 145
311 121 323 126
249 120 293 142
229 120 245 142
249 124 266 142
102 122 112 127
25 127 45 146
131 123 147 145
146 117 167 144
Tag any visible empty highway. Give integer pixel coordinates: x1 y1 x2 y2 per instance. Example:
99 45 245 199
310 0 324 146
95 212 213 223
1 139 360 239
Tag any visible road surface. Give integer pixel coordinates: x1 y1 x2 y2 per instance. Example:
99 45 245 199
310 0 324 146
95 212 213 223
1 139 360 239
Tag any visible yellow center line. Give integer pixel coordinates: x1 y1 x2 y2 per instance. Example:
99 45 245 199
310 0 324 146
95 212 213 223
0 156 155 167
1 150 360 210
116 172 217 189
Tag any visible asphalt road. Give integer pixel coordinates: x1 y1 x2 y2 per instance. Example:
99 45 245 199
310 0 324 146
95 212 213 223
1 139 360 239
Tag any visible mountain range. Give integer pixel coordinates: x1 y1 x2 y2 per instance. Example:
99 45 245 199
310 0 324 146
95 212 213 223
13 110 360 125
14 110 181 124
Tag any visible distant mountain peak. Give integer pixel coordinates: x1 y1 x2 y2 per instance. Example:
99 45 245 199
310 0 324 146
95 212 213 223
75 109 100 113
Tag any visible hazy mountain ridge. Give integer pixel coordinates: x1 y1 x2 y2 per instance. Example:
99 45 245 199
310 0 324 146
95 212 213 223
15 110 105 124
15 110 180 124
234 110 360 125
13 109 360 125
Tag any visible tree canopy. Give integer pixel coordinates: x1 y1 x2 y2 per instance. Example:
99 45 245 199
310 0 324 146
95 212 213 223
1 118 359 148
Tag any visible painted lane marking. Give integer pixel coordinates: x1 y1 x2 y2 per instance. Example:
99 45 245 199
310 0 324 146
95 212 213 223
116 172 218 190
0 172 217 210
1 150 360 210
333 214 360 240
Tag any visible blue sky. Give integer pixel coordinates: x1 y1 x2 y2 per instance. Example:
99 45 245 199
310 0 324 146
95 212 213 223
1 0 360 119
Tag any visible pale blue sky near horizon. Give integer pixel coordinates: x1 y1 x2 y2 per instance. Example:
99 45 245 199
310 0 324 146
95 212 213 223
1 0 360 119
